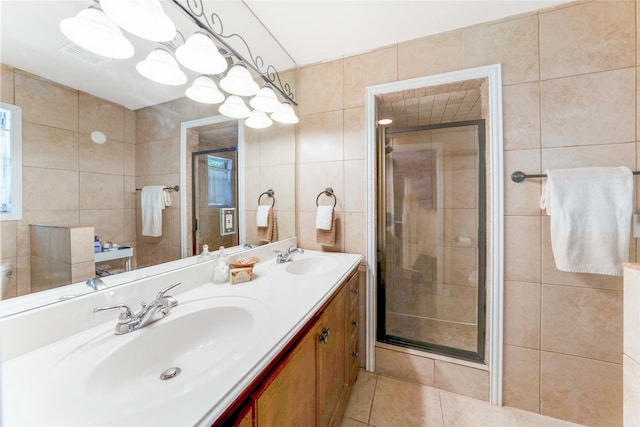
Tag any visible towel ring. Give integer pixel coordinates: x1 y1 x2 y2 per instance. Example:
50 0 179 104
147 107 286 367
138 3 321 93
258 189 275 207
316 187 337 208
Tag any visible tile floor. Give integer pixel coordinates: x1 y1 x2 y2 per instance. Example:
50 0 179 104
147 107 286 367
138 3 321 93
341 371 585 427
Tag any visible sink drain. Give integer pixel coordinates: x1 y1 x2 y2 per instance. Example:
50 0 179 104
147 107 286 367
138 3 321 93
160 367 181 380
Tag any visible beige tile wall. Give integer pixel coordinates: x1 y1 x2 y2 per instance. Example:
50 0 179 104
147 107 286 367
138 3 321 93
0 67 136 296
135 98 218 267
296 1 636 425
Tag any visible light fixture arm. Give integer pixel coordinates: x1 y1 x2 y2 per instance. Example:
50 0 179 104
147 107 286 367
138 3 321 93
169 0 297 106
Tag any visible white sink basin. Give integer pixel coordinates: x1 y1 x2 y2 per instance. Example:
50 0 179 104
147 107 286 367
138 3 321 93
285 255 340 276
26 296 269 423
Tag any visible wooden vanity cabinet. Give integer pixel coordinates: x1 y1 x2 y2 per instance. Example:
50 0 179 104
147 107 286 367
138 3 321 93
255 327 317 426
219 269 359 427
346 270 360 386
316 282 347 427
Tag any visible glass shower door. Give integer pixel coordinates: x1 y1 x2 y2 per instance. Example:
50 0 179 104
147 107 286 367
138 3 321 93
377 120 486 362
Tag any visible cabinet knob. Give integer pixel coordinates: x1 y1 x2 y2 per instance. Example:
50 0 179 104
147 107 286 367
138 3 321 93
322 327 330 336
319 333 329 344
352 351 359 358
351 288 358 295
351 320 358 326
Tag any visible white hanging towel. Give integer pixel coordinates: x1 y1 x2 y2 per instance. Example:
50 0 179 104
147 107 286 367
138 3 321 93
315 205 334 230
141 186 169 237
540 166 633 276
256 205 272 227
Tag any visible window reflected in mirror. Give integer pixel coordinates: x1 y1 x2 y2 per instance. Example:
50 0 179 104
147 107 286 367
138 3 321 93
0 102 22 221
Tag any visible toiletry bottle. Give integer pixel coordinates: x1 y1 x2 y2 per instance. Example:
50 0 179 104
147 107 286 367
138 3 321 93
200 244 211 261
213 246 229 284
94 236 101 254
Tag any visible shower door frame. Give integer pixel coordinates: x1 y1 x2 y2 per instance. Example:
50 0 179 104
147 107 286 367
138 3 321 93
376 119 487 363
365 64 504 405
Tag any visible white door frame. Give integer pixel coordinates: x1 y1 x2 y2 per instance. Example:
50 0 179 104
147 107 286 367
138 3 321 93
364 64 504 405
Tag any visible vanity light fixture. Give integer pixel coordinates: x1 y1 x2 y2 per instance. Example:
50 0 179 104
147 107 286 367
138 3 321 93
271 102 299 124
185 76 225 104
219 95 251 119
220 64 260 97
249 87 281 113
245 110 273 129
100 0 176 42
59 6 134 59
378 118 393 125
136 49 187 86
175 32 228 75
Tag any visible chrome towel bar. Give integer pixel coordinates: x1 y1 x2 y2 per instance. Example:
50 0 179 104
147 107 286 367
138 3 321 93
511 170 640 183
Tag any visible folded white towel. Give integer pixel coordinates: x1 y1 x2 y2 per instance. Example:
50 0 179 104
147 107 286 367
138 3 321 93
541 166 633 276
141 186 168 237
256 205 271 227
316 205 334 230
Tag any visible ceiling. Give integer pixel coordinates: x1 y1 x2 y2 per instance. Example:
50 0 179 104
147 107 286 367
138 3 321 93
0 0 570 110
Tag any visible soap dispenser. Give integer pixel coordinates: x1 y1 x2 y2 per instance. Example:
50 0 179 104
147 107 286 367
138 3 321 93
213 246 229 284
199 244 211 261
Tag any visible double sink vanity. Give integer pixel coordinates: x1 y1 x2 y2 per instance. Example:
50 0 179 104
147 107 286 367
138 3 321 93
1 238 362 426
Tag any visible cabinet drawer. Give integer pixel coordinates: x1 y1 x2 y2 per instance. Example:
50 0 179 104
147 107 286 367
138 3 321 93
347 273 358 306
348 342 359 384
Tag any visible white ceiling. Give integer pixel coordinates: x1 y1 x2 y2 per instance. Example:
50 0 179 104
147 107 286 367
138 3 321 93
0 0 570 110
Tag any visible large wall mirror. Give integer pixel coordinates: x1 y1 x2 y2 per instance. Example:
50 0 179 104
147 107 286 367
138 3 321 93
0 0 298 312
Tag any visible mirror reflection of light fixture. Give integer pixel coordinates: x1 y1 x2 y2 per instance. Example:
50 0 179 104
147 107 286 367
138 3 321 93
271 102 299 124
245 110 273 129
59 6 134 59
219 95 251 119
136 49 187 86
185 76 225 104
249 87 281 113
175 33 228 75
100 0 176 42
220 65 259 97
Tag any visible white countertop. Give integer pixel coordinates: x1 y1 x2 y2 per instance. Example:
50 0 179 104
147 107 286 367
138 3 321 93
94 247 133 262
1 247 362 426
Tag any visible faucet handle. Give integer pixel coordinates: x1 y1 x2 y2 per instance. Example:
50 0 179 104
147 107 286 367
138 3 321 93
93 304 134 321
156 281 181 300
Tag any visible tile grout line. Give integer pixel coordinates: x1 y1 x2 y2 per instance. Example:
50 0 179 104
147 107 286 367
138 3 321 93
366 373 380 426
437 389 446 427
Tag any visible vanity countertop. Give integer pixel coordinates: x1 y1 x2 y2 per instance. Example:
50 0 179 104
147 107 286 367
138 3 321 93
1 248 362 426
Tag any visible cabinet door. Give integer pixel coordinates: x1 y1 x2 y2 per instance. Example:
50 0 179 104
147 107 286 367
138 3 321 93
316 285 347 427
255 328 317 427
346 272 359 386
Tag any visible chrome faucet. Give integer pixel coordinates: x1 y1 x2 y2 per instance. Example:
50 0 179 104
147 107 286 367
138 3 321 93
86 277 107 291
94 282 181 335
275 246 304 263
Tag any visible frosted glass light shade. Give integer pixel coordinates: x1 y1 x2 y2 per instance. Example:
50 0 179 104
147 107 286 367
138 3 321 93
59 7 134 59
219 95 250 119
271 102 299 124
219 65 259 96
176 33 227 75
245 110 273 129
101 0 176 42
136 49 187 86
249 87 281 113
186 76 225 104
